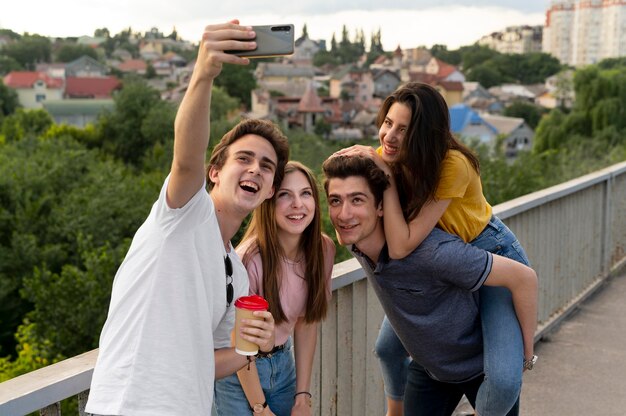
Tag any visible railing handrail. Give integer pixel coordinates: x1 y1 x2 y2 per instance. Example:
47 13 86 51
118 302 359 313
1 160 626 415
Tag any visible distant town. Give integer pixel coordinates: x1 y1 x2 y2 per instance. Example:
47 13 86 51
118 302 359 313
1 0 624 158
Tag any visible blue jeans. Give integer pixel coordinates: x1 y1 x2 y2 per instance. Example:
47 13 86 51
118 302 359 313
404 361 517 416
214 339 296 416
375 215 530 415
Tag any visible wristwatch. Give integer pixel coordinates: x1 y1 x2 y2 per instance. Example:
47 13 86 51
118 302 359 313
252 401 268 414
523 354 538 371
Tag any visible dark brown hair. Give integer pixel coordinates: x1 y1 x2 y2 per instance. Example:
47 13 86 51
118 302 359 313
377 82 480 220
206 119 290 191
239 161 329 324
322 155 390 206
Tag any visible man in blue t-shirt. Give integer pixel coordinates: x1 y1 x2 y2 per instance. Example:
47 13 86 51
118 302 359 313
322 155 538 416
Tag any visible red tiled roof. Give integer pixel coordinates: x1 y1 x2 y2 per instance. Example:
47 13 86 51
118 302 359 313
408 72 439 84
3 71 64 89
117 59 147 72
433 58 457 78
65 76 121 98
298 82 325 113
438 81 463 92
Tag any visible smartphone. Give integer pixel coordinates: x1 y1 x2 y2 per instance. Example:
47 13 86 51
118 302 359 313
227 24 294 58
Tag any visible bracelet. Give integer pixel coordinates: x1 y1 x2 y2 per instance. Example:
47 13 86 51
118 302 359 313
294 391 312 399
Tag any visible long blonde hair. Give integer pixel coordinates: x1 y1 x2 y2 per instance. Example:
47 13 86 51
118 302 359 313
239 161 328 324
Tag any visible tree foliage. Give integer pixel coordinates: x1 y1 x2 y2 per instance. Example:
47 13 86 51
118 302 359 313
0 80 20 120
2 34 51 70
534 60 626 155
55 44 98 63
96 78 169 165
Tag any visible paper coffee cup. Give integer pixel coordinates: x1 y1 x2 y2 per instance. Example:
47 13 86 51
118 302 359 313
234 295 269 355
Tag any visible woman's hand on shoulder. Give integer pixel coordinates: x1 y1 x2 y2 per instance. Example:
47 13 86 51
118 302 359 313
331 145 391 175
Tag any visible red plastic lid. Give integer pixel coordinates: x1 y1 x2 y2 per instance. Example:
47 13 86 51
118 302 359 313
234 295 269 311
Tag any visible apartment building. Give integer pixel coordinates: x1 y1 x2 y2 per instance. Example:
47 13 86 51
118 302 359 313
543 0 626 66
478 26 543 54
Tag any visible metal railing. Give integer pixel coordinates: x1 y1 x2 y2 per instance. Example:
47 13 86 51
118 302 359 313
1 161 626 416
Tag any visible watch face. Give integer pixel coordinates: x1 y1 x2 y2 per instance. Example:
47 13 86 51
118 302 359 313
253 403 265 413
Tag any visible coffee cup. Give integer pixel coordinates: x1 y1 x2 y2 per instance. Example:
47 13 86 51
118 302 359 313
234 295 269 355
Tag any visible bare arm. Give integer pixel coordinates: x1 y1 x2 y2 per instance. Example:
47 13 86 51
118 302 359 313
291 319 317 415
215 310 276 379
483 254 538 360
236 360 276 415
332 145 450 259
167 20 255 208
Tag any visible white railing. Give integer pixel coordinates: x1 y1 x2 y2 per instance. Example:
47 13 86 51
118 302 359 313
1 161 626 416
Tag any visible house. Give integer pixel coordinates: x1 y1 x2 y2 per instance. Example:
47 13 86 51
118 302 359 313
64 76 121 99
291 34 324 65
43 99 114 128
407 73 464 107
424 58 465 82
3 71 64 108
372 69 401 99
139 40 163 61
112 48 133 62
35 63 67 79
117 59 148 75
255 62 316 97
76 36 107 48
329 66 374 108
481 114 534 157
65 56 109 77
463 82 494 102
488 84 546 105
449 104 498 146
463 82 504 113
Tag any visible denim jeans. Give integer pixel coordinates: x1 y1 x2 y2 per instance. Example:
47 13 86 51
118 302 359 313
375 215 530 415
214 339 296 416
404 361 517 416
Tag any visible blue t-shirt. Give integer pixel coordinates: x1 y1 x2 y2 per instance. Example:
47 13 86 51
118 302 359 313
353 228 492 383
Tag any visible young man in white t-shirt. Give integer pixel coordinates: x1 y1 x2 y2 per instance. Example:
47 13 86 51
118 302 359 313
86 21 290 416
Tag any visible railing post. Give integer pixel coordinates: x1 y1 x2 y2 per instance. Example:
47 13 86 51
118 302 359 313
39 402 61 416
78 390 89 416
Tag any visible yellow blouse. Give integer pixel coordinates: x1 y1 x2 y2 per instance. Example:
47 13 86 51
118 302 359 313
377 147 491 242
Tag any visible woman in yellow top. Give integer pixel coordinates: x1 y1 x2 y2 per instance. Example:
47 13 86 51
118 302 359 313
336 82 534 416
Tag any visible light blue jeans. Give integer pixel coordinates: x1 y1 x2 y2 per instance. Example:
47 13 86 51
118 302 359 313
374 215 530 415
214 339 296 416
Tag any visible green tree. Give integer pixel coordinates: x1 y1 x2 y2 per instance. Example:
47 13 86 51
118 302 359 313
503 101 548 129
1 109 53 142
0 80 20 119
94 28 110 38
430 44 462 66
0 55 23 75
96 78 166 164
2 35 51 70
214 64 255 108
55 43 98 62
466 64 503 88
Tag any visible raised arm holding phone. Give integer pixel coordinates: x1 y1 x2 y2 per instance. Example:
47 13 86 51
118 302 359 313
85 21 289 416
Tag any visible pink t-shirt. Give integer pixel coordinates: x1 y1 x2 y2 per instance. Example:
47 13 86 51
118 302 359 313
236 235 336 345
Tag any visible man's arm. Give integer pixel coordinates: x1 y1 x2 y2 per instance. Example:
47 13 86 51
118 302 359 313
483 255 538 361
167 21 256 208
215 310 276 379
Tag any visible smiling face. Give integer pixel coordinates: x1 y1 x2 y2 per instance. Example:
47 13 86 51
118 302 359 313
209 134 278 215
327 176 384 249
378 102 412 163
275 170 316 238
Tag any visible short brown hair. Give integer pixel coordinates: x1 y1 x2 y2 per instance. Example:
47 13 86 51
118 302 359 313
322 155 389 205
206 119 290 190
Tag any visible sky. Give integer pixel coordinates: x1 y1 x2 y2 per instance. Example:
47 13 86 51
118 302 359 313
1 1 549 50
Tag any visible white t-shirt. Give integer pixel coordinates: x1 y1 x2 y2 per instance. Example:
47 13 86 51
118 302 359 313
86 176 248 416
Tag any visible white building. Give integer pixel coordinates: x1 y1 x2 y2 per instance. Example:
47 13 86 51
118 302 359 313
478 26 543 54
543 0 626 66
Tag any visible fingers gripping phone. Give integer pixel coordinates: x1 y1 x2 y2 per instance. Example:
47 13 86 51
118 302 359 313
227 24 294 58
